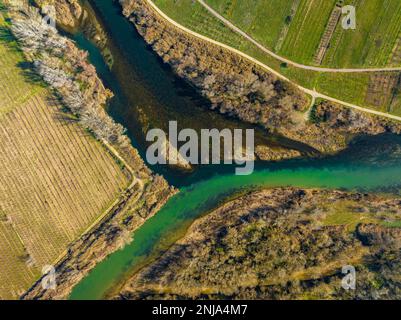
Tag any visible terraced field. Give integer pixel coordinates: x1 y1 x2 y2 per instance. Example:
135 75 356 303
0 13 130 299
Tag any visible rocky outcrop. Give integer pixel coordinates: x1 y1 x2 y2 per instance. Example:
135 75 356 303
117 188 401 300
120 0 401 155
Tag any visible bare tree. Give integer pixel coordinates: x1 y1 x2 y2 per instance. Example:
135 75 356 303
8 3 129 146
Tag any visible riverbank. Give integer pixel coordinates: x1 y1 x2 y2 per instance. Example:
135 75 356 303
121 0 401 155
3 1 177 300
68 134 401 299
117 187 401 300
19 0 401 300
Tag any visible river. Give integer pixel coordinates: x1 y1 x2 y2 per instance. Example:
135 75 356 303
68 0 401 299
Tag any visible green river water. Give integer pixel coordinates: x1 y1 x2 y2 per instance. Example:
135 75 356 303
70 157 401 299
69 0 401 299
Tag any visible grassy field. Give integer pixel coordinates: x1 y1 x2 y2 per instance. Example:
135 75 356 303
322 199 401 232
322 200 380 232
0 13 130 299
279 0 339 64
206 0 401 68
153 0 401 116
324 0 401 67
0 34 43 116
206 0 295 51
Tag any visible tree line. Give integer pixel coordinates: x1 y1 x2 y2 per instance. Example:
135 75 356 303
9 3 129 147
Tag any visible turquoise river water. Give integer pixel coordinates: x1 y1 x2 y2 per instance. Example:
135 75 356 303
69 0 401 299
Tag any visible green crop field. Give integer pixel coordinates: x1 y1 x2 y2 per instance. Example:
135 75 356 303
324 0 401 67
206 0 295 51
206 0 401 68
153 0 401 116
279 0 339 64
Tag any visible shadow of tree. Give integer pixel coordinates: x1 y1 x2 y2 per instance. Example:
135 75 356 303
43 94 86 129
0 25 21 50
15 61 48 87
0 5 94 140
0 21 51 88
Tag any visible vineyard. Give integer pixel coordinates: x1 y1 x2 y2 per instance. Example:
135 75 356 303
0 13 130 298
313 5 342 65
